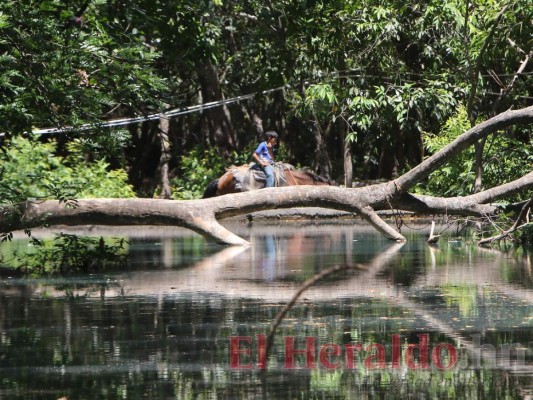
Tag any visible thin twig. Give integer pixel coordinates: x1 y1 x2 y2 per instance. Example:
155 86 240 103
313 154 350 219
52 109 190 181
478 196 533 246
264 263 366 363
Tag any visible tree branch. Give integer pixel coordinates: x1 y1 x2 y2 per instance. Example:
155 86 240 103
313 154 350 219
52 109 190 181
477 196 533 246
393 105 533 193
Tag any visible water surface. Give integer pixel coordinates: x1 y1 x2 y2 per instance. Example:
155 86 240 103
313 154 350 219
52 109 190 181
1 222 532 399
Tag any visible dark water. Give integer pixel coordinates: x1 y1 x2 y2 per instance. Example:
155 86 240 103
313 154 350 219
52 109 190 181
1 222 532 399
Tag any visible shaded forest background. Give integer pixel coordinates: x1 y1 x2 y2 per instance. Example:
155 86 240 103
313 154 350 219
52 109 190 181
0 0 531 202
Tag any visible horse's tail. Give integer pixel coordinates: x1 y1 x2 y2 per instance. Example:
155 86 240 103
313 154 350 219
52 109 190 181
202 179 219 198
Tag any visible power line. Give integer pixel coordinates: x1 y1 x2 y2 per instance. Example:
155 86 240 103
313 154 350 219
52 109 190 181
28 85 287 136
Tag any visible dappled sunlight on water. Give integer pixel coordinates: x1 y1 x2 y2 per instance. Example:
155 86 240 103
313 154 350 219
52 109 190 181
0 222 532 398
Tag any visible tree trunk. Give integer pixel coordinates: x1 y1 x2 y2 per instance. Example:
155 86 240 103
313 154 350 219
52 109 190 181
473 139 485 193
128 121 159 197
155 114 172 199
378 141 396 179
196 59 235 156
311 113 331 179
343 137 353 188
251 112 264 137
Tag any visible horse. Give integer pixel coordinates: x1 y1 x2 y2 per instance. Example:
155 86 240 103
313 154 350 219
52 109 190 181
202 163 334 198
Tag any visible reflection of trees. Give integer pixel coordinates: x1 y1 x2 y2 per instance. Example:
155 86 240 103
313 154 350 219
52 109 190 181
0 292 236 398
383 244 532 375
2 224 533 397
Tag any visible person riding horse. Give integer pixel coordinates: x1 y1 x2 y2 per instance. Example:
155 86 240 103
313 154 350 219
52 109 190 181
252 131 278 188
202 130 334 198
202 163 334 198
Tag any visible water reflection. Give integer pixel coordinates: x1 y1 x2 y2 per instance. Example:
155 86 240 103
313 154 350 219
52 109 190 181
0 222 532 399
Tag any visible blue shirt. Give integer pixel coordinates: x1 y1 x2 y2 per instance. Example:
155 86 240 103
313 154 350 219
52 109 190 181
254 141 274 164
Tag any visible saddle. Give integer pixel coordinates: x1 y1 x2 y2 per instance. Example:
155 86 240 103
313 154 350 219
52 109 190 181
234 162 294 190
250 162 294 184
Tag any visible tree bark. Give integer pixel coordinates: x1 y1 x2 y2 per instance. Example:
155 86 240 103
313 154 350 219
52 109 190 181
155 114 172 199
2 106 533 245
311 112 332 179
343 137 353 188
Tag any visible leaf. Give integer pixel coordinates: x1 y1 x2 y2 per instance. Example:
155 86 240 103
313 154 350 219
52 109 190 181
0 12 10 29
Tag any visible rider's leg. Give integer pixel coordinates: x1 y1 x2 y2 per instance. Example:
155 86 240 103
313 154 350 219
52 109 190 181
264 165 275 187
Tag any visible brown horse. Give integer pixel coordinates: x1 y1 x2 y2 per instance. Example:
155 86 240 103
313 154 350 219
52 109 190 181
202 163 334 198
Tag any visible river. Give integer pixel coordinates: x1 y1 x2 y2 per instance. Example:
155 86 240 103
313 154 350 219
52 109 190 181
0 221 532 399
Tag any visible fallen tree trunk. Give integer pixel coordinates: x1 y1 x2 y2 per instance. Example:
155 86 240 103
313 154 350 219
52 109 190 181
1 105 533 245
2 171 532 245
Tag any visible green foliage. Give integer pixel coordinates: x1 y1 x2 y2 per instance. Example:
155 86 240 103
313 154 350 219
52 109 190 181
519 224 533 247
71 129 132 163
171 147 228 200
0 135 135 203
416 105 533 198
8 233 127 274
481 137 533 200
304 83 338 112
64 139 137 198
416 106 474 196
1 0 531 201
0 0 166 135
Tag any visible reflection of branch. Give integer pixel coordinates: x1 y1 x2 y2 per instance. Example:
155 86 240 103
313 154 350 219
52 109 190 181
360 241 405 276
265 241 404 364
265 263 365 362
193 244 250 270
478 196 533 246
